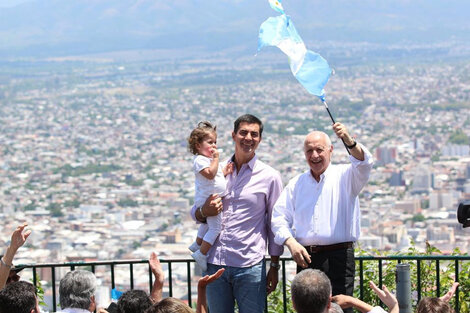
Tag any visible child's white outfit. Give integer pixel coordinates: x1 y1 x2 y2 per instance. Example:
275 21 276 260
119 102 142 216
190 155 226 270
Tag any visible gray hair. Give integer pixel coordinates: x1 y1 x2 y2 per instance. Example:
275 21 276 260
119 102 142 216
291 269 331 313
59 270 96 310
329 302 344 313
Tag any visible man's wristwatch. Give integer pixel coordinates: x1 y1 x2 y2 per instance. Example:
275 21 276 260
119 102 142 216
345 140 357 149
198 206 206 218
270 262 281 270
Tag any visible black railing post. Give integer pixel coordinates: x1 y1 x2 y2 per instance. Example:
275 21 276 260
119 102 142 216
455 260 460 313
32 267 37 294
130 263 134 289
148 262 153 293
169 261 173 297
378 259 383 289
436 260 440 297
111 264 115 289
187 261 192 308
282 259 287 313
52 266 57 311
359 259 364 300
417 260 421 302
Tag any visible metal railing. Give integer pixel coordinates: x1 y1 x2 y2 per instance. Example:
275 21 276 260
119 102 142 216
20 255 469 313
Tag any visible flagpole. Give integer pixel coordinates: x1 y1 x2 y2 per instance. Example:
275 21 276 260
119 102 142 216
321 99 351 155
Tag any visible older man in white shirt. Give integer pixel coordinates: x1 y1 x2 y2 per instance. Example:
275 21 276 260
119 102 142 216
272 122 373 310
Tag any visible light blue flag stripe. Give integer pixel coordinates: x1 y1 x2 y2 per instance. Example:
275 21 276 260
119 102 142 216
258 11 331 99
295 50 331 100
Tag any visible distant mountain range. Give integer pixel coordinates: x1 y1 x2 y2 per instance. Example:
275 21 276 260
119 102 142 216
1 0 469 58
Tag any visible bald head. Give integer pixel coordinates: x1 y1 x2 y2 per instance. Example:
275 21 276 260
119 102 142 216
304 131 331 150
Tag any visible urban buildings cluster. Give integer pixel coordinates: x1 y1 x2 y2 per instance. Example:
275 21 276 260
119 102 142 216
0 57 469 309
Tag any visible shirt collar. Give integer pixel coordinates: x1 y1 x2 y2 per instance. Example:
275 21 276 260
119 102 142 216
231 154 257 170
309 162 332 183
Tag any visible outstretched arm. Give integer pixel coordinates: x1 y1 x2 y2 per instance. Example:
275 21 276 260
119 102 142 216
440 282 459 302
149 252 165 303
197 268 225 313
332 294 374 313
1 223 31 289
369 282 398 313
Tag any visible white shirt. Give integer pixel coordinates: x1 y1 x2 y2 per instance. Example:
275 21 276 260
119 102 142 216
55 308 91 313
193 155 227 207
272 143 373 246
368 307 388 313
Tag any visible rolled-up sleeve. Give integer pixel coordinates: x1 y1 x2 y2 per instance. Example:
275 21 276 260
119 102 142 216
349 143 374 196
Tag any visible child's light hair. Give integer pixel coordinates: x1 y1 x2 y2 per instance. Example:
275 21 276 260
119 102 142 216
188 121 217 155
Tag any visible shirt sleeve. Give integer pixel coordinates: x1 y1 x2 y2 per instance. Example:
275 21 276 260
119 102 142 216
348 142 374 196
368 307 388 313
271 177 296 246
193 155 211 173
266 170 285 256
190 204 199 222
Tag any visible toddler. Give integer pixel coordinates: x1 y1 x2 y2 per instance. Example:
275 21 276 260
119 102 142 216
187 121 232 271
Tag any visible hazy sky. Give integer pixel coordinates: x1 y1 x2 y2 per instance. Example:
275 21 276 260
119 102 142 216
0 0 32 8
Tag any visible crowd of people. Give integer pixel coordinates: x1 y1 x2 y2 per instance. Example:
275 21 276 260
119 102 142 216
0 114 463 313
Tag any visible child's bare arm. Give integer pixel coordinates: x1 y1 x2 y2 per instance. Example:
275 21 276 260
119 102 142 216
199 149 219 180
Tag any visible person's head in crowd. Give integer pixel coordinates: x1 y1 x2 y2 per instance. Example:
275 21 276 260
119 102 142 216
417 297 454 313
0 280 40 313
291 269 332 313
144 297 193 313
117 289 153 313
329 302 344 313
59 270 97 312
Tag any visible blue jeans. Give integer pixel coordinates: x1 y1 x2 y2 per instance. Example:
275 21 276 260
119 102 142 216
205 260 266 313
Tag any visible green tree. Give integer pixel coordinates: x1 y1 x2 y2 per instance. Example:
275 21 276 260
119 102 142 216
448 129 469 145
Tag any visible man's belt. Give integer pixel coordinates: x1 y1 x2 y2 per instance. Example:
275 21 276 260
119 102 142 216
304 242 354 253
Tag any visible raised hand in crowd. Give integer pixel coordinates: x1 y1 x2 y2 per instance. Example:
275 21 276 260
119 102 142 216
0 223 31 289
197 268 224 313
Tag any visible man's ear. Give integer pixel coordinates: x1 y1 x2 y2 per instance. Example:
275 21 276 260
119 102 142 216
326 296 332 311
291 296 297 312
89 295 96 312
232 131 235 141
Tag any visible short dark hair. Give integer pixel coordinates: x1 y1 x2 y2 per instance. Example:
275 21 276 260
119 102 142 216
291 269 331 313
117 289 152 313
417 297 454 313
233 114 263 137
0 281 37 313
